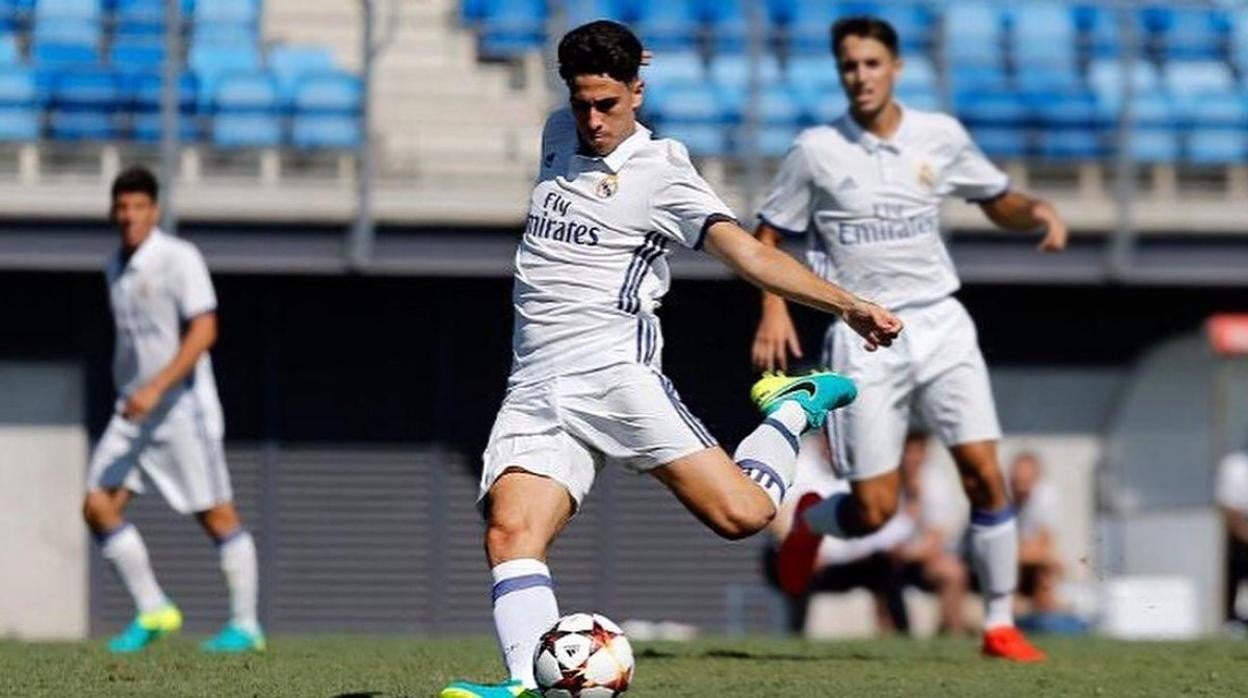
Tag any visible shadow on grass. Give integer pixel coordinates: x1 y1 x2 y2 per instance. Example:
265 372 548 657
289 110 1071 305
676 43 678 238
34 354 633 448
331 692 413 698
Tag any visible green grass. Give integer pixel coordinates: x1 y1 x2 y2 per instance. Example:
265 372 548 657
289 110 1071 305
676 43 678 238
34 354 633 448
2 635 1246 697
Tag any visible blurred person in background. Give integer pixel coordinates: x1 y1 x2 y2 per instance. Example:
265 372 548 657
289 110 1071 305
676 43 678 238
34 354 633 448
1216 445 1248 633
753 15 1067 662
81 167 264 654
1009 452 1064 619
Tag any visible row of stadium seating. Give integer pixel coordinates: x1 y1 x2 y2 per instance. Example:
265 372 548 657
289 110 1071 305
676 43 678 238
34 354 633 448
462 0 1248 62
0 0 361 148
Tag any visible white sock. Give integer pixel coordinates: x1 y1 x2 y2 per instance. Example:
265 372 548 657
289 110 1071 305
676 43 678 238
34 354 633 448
970 508 1018 630
98 523 168 614
734 401 806 508
802 492 853 538
492 558 559 688
217 529 260 634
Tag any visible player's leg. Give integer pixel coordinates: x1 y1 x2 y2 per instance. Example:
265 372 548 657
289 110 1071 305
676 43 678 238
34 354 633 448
84 418 181 652
195 502 264 652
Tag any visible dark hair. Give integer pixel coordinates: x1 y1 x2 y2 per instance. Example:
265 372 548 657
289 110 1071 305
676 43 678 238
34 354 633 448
557 20 642 84
111 166 159 203
831 16 900 60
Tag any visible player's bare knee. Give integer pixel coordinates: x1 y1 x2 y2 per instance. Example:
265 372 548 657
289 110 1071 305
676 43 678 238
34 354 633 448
855 496 898 533
82 491 115 531
713 499 773 540
484 514 544 562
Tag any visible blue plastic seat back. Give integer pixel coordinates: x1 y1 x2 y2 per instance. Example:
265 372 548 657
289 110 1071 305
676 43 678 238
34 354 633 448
969 126 1029 159
0 106 39 140
292 71 361 114
269 45 337 96
212 112 281 147
0 67 36 105
564 0 627 25
193 0 257 24
709 53 782 90
110 37 165 71
213 71 278 112
655 121 729 157
645 82 728 124
292 114 360 149
641 50 705 91
124 70 197 112
1187 128 1247 165
36 0 100 21
52 68 119 109
1162 60 1235 100
1038 128 1104 160
1123 128 1178 163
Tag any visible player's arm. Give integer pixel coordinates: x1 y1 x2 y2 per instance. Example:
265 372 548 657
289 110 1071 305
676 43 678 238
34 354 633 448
122 312 217 421
705 220 902 351
1221 506 1248 545
751 221 803 372
978 190 1067 253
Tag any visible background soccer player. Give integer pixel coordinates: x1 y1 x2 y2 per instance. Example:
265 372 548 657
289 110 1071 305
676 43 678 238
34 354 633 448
753 17 1067 662
81 167 264 654
442 21 902 698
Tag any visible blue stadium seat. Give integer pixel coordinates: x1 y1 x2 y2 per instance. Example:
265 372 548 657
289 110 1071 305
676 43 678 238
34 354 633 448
898 55 937 92
0 66 37 106
1038 129 1104 160
1183 92 1247 128
786 54 839 94
949 61 1009 96
193 0 257 25
755 124 801 158
1162 60 1235 101
1234 8 1248 73
564 0 627 25
895 85 940 112
1152 7 1230 60
943 1 1005 65
213 72 279 112
131 112 202 142
1088 59 1159 107
1010 2 1078 70
1073 4 1148 60
269 46 337 99
655 122 729 157
633 0 701 52
0 106 37 140
292 114 360 149
109 37 165 72
122 70 200 142
32 41 98 68
807 89 848 123
1186 128 1248 165
212 113 281 147
645 82 730 124
49 68 120 140
35 0 100 21
969 126 1029 159
1122 90 1179 129
955 91 1029 128
709 54 782 90
1124 128 1179 163
193 22 259 47
115 0 167 37
0 32 17 65
872 3 936 53
641 50 704 90
189 42 260 108
33 17 100 48
752 83 805 125
1014 68 1085 96
704 0 769 55
478 0 546 59
1031 91 1100 129
291 72 361 115
784 0 839 55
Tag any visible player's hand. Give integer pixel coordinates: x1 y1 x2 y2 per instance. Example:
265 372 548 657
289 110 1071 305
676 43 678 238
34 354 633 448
844 298 902 352
752 302 803 372
122 383 163 422
1035 204 1067 253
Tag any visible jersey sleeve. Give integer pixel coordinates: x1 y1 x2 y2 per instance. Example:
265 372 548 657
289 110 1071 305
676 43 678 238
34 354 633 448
944 118 1010 203
174 244 218 320
650 144 737 250
537 107 575 181
757 142 814 236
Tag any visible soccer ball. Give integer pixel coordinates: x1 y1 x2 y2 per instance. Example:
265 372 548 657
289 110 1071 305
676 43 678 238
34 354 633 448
533 613 634 697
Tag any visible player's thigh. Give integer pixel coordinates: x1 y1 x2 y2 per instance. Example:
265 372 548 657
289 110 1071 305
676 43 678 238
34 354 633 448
559 365 716 472
915 305 1002 448
649 445 775 538
484 467 578 565
86 415 148 496
144 416 234 515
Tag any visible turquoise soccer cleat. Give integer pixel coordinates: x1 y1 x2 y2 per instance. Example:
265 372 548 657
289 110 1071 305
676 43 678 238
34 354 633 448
107 603 183 653
200 623 267 653
750 370 858 431
439 679 541 698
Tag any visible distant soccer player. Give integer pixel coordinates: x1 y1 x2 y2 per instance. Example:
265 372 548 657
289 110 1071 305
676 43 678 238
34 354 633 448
441 21 901 698
82 167 264 653
754 17 1067 661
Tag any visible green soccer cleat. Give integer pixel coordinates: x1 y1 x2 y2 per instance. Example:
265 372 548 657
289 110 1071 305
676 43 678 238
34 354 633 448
440 679 541 698
107 603 183 653
200 623 266 653
750 370 858 431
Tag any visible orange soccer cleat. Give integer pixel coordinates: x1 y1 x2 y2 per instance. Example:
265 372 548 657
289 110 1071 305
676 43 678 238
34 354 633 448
982 626 1047 662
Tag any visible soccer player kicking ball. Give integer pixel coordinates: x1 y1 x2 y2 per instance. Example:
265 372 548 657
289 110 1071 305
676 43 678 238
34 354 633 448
754 17 1067 662
82 167 264 653
442 21 901 698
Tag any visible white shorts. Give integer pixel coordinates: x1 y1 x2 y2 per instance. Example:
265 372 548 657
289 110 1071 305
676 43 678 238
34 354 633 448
86 401 233 515
821 296 1000 481
479 363 718 507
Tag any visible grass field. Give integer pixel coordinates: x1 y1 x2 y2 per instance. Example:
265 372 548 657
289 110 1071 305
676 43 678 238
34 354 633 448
3 635 1246 697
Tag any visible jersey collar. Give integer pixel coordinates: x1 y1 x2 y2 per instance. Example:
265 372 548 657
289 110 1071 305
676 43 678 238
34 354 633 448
574 123 650 174
844 101 909 154
123 227 165 270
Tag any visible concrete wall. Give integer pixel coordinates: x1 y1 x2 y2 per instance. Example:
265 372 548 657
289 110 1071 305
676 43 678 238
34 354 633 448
0 363 87 640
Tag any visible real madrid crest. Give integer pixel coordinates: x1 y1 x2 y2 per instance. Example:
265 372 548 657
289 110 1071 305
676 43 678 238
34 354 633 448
917 161 937 190
595 174 619 198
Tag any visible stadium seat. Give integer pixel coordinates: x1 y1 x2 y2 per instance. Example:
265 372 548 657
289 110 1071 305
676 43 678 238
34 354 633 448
1124 128 1179 163
1088 59 1159 107
708 54 783 90
755 123 801 158
1014 67 1085 96
895 85 940 112
872 3 935 53
739 83 805 126
563 0 627 26
807 89 848 123
949 60 1009 96
1010 2 1078 70
1122 90 1178 129
33 18 100 49
897 55 937 92
193 0 257 25
786 54 839 94
785 0 839 55
32 41 98 68
1186 128 1248 165
633 0 701 52
0 31 17 65
1073 4 1147 60
291 72 361 115
1182 92 1247 129
969 126 1029 159
955 91 1029 128
269 46 337 99
131 111 202 142
0 105 37 140
49 68 120 140
189 42 260 108
943 1 1005 65
0 66 38 106
641 50 705 90
479 0 547 59
1152 7 1230 60
123 71 200 142
213 72 279 113
645 82 730 124
109 37 165 72
1234 8 1248 72
212 112 281 148
704 0 776 55
1030 90 1100 129
115 0 168 37
1038 129 1103 160
291 114 360 149
1161 60 1235 101
35 0 100 21
655 121 729 157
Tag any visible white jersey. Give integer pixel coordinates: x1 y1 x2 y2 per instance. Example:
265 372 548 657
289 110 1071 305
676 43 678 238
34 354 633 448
1217 451 1248 515
758 105 1008 310
105 229 222 424
508 109 735 386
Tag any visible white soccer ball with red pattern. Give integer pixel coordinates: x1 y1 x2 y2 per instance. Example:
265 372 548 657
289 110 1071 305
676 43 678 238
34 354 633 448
533 613 634 697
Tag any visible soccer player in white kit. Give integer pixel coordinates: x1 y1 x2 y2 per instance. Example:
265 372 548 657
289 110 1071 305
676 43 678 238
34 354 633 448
442 21 902 698
82 167 264 653
754 17 1067 662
